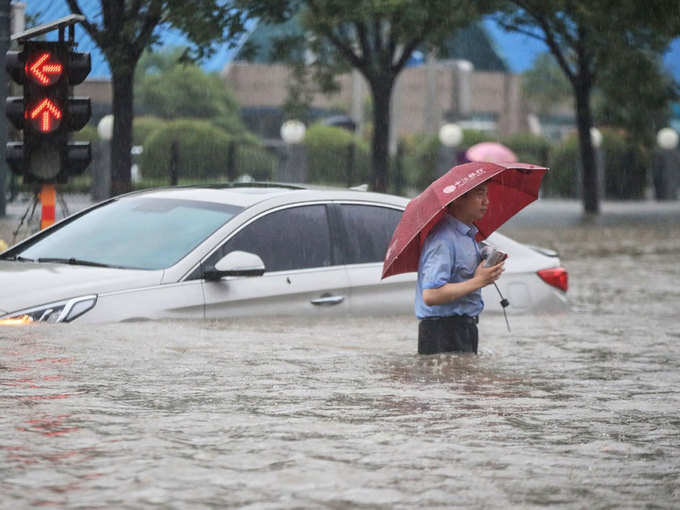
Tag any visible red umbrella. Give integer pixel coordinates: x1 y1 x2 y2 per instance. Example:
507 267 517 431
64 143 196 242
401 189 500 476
382 161 547 279
466 142 518 163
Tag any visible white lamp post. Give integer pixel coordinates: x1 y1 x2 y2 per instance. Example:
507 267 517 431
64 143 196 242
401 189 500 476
94 115 114 200
280 120 306 145
590 127 604 201
654 127 680 200
437 123 463 177
279 120 307 183
97 114 113 141
438 123 463 148
590 127 602 149
657 127 679 150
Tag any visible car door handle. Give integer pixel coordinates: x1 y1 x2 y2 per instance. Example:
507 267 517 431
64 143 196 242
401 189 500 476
310 295 345 306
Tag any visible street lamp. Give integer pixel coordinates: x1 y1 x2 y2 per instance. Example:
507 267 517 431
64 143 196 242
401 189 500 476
279 120 307 183
653 127 680 200
437 123 463 178
590 127 604 201
590 127 602 149
657 127 679 150
93 115 114 200
97 114 113 141
438 123 463 148
280 120 306 145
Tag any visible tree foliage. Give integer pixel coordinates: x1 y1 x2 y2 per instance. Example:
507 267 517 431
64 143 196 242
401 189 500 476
66 0 282 195
135 51 244 133
497 0 680 213
522 52 571 115
287 0 495 191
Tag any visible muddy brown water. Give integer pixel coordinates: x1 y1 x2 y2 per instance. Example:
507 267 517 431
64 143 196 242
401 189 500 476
1 203 680 508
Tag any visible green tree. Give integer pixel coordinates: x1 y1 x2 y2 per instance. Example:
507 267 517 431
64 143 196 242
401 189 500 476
497 0 680 214
65 1 283 196
305 0 497 192
522 52 571 116
243 0 493 192
595 53 679 147
135 53 245 133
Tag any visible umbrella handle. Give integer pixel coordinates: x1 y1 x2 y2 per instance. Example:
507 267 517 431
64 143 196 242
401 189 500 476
493 282 511 333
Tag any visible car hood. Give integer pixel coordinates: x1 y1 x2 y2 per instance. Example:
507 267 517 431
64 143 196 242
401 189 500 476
0 260 164 315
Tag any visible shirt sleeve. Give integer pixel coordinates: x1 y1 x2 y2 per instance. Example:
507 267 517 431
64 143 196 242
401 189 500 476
420 237 455 290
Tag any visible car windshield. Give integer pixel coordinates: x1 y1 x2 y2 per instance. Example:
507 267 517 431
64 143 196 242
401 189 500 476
14 197 243 270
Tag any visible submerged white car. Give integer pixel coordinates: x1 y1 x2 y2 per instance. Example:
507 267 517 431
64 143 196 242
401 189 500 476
0 184 568 324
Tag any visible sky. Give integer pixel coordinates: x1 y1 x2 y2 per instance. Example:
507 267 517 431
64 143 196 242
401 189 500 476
482 19 680 79
23 2 680 83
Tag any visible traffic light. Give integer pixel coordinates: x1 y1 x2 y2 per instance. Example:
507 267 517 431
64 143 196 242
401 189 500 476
5 40 92 183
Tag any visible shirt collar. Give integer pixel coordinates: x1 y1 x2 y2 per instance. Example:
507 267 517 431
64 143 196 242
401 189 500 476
447 215 478 239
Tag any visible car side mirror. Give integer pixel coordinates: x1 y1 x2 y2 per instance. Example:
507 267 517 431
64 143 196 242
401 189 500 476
204 251 266 281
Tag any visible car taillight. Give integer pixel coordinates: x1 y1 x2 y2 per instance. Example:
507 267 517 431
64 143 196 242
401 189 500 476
537 267 568 292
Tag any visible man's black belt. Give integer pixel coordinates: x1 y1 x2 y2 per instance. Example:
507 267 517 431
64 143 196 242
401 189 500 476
421 315 478 324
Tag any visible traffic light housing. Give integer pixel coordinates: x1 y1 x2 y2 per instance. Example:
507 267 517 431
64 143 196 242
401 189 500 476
5 40 92 183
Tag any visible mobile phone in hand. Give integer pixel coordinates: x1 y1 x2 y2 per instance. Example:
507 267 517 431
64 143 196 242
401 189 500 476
484 247 508 267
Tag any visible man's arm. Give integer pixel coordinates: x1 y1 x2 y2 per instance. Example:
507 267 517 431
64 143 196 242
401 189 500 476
423 260 505 306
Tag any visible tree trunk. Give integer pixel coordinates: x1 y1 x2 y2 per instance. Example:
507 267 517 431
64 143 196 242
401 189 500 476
574 79 599 214
110 69 135 196
370 79 394 192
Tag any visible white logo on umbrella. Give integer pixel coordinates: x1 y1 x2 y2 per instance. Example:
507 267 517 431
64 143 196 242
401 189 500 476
442 168 486 194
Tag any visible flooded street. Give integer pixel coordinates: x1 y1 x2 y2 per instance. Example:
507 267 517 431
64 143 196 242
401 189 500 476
2 205 680 508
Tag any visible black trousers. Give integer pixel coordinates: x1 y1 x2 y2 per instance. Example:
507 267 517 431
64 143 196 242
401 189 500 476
418 316 479 355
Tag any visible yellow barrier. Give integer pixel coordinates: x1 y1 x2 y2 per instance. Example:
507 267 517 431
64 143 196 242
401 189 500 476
0 239 7 251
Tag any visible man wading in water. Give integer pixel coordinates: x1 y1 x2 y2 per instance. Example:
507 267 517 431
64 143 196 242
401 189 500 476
415 182 506 355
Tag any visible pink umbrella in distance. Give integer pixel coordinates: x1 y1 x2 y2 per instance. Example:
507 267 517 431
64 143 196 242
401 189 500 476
465 142 517 163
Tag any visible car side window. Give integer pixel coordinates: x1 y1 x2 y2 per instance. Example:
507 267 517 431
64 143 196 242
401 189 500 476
204 205 333 274
338 204 402 264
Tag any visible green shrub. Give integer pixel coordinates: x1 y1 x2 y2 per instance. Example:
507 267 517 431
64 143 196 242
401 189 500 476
600 128 648 199
397 129 498 193
501 132 551 166
462 129 497 146
141 119 275 182
546 134 579 197
399 134 440 192
303 124 371 185
545 129 649 199
133 116 166 146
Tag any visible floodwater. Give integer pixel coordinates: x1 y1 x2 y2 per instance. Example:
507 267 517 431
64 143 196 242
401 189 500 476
2 214 680 509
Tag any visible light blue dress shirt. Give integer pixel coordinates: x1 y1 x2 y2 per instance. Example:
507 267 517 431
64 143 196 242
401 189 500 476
415 215 484 319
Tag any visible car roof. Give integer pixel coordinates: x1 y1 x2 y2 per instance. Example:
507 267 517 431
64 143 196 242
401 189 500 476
116 183 410 209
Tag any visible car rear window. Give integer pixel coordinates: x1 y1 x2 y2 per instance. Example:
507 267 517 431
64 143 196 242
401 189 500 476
337 204 402 264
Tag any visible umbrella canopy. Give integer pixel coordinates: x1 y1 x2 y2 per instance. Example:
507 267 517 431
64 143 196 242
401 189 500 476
465 142 518 163
382 161 547 279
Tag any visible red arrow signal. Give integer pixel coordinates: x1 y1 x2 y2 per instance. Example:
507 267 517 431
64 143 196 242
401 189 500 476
28 98 63 133
26 52 63 86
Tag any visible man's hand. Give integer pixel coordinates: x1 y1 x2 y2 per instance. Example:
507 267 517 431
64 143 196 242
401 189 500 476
473 259 505 287
422 258 507 306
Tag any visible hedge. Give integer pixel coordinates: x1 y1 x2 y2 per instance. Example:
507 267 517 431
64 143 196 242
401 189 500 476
133 116 167 146
545 129 649 199
501 133 550 167
141 119 276 182
303 124 371 186
600 128 648 199
397 129 500 192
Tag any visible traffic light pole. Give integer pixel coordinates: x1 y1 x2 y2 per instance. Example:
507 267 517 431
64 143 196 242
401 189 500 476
0 0 11 217
39 183 55 229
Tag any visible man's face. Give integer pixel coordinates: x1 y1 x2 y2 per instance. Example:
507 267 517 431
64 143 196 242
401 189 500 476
449 183 489 223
